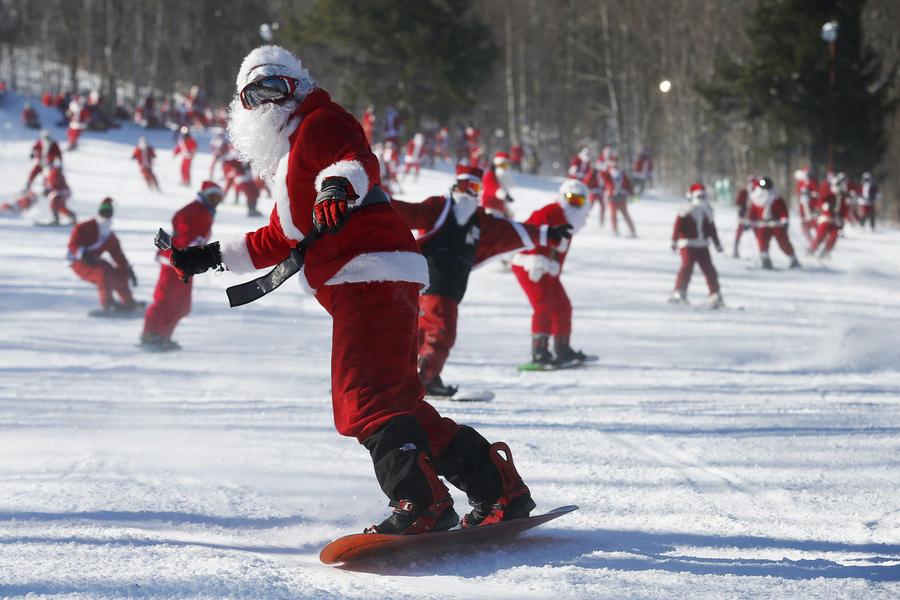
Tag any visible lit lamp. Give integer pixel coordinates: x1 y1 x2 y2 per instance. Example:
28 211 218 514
659 79 672 94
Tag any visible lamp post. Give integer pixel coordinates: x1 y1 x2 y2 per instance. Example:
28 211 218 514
821 20 839 173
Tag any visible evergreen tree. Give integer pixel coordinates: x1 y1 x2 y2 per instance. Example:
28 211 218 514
701 0 896 176
281 0 496 124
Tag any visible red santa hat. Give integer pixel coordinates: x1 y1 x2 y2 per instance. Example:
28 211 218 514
455 164 483 183
199 180 224 199
688 183 707 201
235 45 315 96
493 152 510 166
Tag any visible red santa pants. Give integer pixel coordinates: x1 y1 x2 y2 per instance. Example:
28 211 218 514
315 281 460 455
591 192 605 224
608 197 636 236
512 266 572 336
26 162 42 188
140 167 158 189
734 220 748 246
67 127 82 149
754 226 796 257
143 265 192 338
417 294 459 384
180 158 192 185
810 222 841 254
674 248 719 295
49 191 74 220
858 205 875 229
236 182 260 211
71 260 134 308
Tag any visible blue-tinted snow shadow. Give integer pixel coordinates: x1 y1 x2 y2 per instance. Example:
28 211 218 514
0 509 313 529
338 527 900 581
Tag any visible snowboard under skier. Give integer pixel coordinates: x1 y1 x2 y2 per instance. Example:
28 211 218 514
164 45 535 535
391 164 572 397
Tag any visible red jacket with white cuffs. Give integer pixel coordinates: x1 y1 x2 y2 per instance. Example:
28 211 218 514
67 219 129 267
218 88 426 292
748 193 790 228
672 202 721 249
511 202 581 281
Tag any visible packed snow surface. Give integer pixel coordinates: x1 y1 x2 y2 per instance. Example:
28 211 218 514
1 97 899 599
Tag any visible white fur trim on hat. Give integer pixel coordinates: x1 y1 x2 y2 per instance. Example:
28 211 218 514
219 234 257 274
236 45 316 97
323 251 429 287
559 178 589 197
315 160 369 208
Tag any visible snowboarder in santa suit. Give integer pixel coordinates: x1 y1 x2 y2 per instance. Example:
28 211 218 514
164 45 535 535
66 98 89 150
511 179 592 366
22 101 41 129
857 171 879 231
669 184 724 307
67 197 140 313
793 167 819 242
174 126 198 186
809 172 851 258
43 164 76 225
480 152 515 218
25 130 62 191
132 137 161 191
140 181 223 351
392 165 573 397
748 177 801 269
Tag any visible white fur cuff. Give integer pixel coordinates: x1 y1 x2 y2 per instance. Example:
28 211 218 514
219 234 257 274
315 160 369 207
512 221 535 250
539 225 549 247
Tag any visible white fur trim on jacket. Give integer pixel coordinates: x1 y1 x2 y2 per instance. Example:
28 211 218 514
315 160 369 209
272 152 304 242
511 253 560 281
323 251 428 287
219 234 257 274
675 238 710 249
511 221 535 250
539 224 549 247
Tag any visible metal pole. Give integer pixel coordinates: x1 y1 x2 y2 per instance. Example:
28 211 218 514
827 40 836 173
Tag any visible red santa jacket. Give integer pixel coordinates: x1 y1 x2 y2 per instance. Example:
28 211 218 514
568 155 590 180
22 106 40 127
601 168 633 200
672 203 721 249
817 192 850 225
158 196 216 267
175 135 198 159
218 88 426 291
67 218 129 267
634 153 653 178
480 167 512 212
735 188 749 215
132 146 156 169
69 106 90 130
44 167 69 192
748 193 790 227
31 140 63 166
511 202 577 280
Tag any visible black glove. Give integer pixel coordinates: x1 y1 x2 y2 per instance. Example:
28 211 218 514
715 244 724 253
505 194 515 204
81 251 98 266
313 176 357 234
170 242 222 283
547 223 573 243
128 266 138 287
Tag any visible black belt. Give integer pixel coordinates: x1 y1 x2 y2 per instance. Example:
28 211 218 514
225 185 390 307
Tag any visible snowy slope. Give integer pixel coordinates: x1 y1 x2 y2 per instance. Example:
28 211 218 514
0 96 898 599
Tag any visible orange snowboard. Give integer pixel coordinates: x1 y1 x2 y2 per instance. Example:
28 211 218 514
319 505 578 565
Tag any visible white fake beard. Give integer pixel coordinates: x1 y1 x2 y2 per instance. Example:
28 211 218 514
227 96 298 180
496 167 514 190
451 191 478 223
97 216 112 237
562 201 589 233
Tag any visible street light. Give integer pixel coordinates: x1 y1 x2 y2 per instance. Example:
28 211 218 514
659 79 672 94
821 20 838 172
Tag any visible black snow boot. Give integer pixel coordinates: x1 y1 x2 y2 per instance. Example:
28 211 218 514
531 334 554 365
553 336 587 365
435 426 534 528
789 256 802 269
423 374 458 398
760 253 774 270
362 416 458 535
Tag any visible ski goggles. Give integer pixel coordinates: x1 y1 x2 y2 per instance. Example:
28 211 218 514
239 76 298 110
564 192 587 207
456 179 482 196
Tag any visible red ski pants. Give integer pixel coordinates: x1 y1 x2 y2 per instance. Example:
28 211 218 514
26 163 42 188
810 222 840 254
49 191 74 220
512 266 572 336
140 167 159 190
417 294 459 384
674 248 719 295
734 221 748 246
591 193 605 224
236 182 260 210
609 197 636 236
71 260 133 308
315 281 460 455
180 158 192 185
754 225 796 257
143 265 192 338
67 127 82 149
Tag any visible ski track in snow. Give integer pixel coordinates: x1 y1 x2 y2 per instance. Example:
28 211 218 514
1 97 899 599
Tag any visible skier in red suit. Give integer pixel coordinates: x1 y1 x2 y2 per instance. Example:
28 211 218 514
22 102 41 129
230 162 268 217
392 165 571 397
748 177 801 269
132 137 160 191
25 130 62 191
67 198 139 313
174 126 198 186
632 147 653 195
793 167 819 242
669 184 723 307
140 181 223 351
601 162 636 237
567 147 592 180
732 175 754 258
809 173 851 258
582 160 607 226
511 178 592 366
166 45 534 536
403 132 425 180
480 152 515 218
44 165 76 225
66 99 89 150
857 171 879 230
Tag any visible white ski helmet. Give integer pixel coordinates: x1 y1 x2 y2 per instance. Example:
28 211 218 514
235 45 315 99
559 178 589 199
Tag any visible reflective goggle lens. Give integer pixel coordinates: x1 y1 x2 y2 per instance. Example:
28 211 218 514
565 192 586 207
239 76 295 109
457 180 482 195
